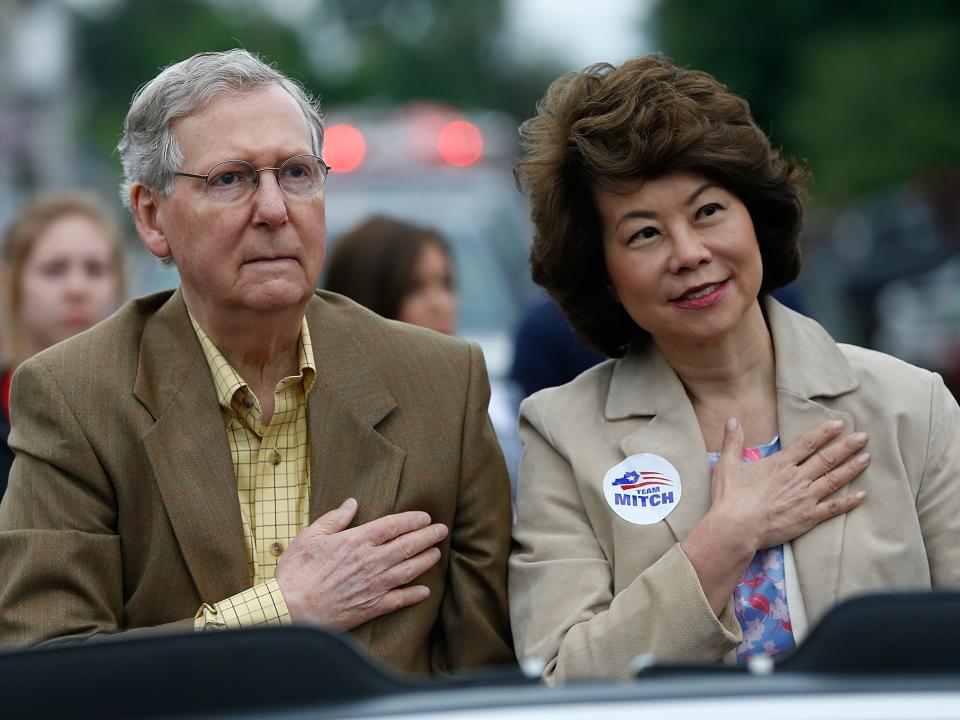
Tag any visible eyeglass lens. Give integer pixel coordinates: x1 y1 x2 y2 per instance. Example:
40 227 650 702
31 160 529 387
204 155 326 202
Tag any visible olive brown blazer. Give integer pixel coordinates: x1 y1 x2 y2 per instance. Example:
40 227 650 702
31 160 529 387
510 298 960 682
0 289 514 675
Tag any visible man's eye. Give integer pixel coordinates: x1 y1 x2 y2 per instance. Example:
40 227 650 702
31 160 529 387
212 172 238 187
209 167 252 188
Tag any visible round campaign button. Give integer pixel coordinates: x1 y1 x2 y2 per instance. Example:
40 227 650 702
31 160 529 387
602 453 682 525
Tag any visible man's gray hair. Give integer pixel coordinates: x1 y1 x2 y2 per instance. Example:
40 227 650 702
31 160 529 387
117 49 324 209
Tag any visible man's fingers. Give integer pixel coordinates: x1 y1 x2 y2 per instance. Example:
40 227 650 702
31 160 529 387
368 585 432 619
362 511 434 546
308 497 358 536
379 547 442 590
781 420 846 466
376 523 448 568
809 452 870 499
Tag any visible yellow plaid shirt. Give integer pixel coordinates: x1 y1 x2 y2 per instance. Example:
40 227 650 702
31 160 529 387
190 314 316 630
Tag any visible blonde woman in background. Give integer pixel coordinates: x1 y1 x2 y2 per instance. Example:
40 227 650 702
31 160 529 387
0 192 126 497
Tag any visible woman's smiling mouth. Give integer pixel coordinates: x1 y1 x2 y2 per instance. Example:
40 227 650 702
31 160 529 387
671 280 729 309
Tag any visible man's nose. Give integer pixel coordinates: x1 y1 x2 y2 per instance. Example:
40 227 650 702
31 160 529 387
667 226 712 274
250 171 289 227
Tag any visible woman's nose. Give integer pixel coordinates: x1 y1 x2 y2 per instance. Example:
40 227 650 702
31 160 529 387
667 226 712 274
65 267 91 297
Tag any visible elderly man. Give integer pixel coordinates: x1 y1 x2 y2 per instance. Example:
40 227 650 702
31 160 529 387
0 50 514 675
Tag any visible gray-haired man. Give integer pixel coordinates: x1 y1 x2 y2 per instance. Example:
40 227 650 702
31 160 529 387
0 50 514 675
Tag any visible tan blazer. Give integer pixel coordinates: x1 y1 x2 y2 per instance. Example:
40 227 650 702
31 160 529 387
0 289 514 675
510 298 960 683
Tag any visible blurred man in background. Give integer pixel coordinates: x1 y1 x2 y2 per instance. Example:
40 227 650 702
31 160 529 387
0 49 513 675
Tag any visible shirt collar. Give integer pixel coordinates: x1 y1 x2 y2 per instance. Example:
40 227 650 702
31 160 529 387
189 312 317 412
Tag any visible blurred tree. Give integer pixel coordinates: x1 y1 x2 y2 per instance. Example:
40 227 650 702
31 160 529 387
651 0 960 203
76 0 313 170
75 0 554 171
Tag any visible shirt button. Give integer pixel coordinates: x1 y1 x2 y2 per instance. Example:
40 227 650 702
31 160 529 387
272 450 281 465
270 542 284 557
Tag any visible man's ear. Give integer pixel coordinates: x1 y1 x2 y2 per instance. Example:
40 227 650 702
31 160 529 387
130 183 172 260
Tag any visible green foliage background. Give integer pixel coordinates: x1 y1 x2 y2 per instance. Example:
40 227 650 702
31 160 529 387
653 0 960 203
76 0 553 174
74 0 960 205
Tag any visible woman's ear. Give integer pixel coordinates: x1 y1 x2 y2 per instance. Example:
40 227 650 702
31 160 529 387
605 279 621 304
130 184 171 260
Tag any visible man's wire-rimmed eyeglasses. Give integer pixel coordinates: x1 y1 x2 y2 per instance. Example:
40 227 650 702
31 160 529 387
174 154 330 204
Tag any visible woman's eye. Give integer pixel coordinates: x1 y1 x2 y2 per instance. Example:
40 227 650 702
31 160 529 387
629 226 660 245
697 202 723 219
85 261 109 279
40 261 67 278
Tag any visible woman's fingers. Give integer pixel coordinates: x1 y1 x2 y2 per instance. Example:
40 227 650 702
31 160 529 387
813 487 867 524
779 420 845 466
718 417 745 470
809 450 870 500
800 431 869 483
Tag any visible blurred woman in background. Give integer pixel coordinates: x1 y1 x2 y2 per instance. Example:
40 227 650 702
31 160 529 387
0 192 126 496
324 216 457 335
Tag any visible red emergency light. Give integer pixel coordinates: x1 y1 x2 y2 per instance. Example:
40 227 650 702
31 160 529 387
323 123 366 173
437 120 484 167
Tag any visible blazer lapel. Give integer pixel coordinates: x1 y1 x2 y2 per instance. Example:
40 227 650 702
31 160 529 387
304 296 405 650
305 294 405 528
766 297 860 625
608 349 713 543
134 289 250 602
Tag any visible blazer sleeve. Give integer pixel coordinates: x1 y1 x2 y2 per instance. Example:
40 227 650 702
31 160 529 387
431 342 515 671
916 373 960 587
0 359 192 645
509 395 740 684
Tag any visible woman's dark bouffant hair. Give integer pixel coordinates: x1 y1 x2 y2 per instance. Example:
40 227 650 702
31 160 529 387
514 54 809 357
324 216 451 320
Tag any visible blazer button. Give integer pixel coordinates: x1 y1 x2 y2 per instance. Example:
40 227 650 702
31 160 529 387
270 542 284 557
272 450 281 465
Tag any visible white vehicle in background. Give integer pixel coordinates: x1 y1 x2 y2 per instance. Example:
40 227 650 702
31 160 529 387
321 103 539 480
322 102 536 373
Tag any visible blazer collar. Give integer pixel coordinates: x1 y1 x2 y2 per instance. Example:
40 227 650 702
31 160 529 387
303 293 404 539
605 296 859 422
133 288 201 420
304 291 397 429
764 296 859 400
